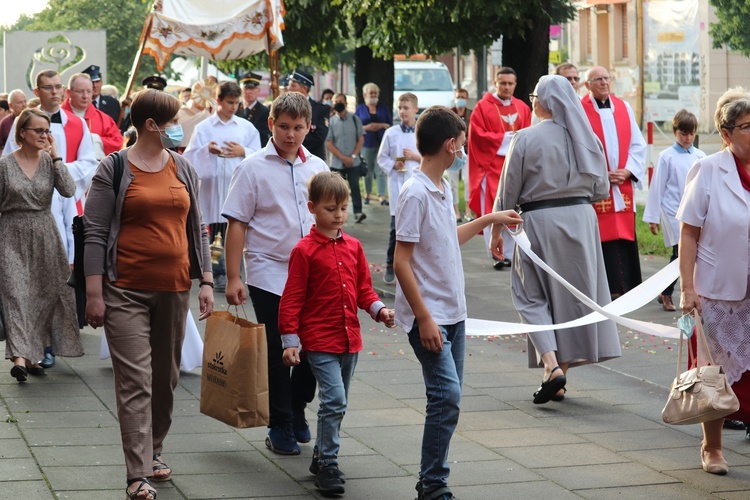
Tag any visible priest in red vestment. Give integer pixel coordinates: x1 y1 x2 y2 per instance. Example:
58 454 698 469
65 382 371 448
62 73 123 159
468 67 532 269
582 66 647 296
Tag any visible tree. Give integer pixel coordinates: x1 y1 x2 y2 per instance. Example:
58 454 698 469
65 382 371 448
337 0 576 107
5 0 163 91
710 0 750 56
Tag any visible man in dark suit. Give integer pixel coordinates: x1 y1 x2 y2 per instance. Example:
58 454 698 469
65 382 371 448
287 69 329 160
82 65 120 126
236 72 270 146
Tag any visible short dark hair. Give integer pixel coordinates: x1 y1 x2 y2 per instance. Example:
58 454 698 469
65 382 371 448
130 89 181 130
553 63 577 75
308 171 350 205
496 67 517 79
672 109 698 134
218 81 241 100
0 100 8 112
416 105 466 156
321 88 335 98
35 69 60 88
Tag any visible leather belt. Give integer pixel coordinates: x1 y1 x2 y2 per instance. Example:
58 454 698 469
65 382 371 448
519 197 591 214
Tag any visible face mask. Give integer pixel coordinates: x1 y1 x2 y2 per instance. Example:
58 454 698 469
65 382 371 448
447 147 467 172
157 124 184 149
455 98 467 108
333 102 346 113
366 97 378 105
322 100 332 107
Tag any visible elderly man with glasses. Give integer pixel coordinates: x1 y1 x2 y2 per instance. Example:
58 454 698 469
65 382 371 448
62 72 123 160
553 63 581 90
582 66 647 298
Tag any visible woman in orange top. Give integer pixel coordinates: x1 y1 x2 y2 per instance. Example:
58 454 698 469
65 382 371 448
83 89 213 500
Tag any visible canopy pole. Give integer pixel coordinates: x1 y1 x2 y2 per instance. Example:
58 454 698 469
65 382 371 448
123 14 154 101
268 31 280 99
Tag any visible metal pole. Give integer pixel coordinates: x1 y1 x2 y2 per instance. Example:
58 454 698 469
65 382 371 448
636 0 644 127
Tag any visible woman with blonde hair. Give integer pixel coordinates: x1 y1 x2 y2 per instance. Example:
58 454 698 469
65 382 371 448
0 108 83 382
678 87 750 475
355 82 392 205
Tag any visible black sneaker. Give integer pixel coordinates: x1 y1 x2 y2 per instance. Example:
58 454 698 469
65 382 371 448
315 464 345 494
416 482 456 500
310 448 346 483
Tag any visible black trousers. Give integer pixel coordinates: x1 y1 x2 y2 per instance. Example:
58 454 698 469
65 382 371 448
602 237 643 296
387 215 396 266
248 285 316 428
663 244 679 296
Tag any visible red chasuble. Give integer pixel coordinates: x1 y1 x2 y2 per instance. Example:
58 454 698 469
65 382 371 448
581 94 635 242
60 108 85 214
467 94 532 216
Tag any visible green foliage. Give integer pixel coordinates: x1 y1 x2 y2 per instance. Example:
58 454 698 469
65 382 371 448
4 0 163 91
709 0 750 56
635 204 671 258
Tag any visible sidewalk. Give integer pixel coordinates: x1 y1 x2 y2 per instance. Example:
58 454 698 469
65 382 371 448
2 200 749 499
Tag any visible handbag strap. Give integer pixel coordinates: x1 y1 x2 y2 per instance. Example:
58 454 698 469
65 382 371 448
693 310 716 366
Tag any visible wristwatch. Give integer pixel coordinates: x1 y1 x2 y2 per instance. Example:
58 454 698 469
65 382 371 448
199 281 214 289
351 154 357 158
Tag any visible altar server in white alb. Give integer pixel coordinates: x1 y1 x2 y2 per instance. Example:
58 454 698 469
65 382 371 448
642 109 705 312
183 81 261 289
377 92 422 285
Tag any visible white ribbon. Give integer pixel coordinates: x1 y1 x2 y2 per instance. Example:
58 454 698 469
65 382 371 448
466 228 681 339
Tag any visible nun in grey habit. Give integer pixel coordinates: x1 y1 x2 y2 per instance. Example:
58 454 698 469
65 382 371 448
491 74 621 404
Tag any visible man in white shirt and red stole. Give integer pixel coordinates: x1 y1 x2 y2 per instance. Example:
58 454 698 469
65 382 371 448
62 73 122 159
468 67 532 270
582 66 647 297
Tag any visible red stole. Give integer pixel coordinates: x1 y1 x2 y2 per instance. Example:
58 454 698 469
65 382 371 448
59 107 85 214
582 94 635 242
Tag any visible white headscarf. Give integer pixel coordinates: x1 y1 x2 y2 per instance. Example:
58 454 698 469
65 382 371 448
536 75 606 179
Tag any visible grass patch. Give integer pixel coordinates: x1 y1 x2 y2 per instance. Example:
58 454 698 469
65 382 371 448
636 204 671 258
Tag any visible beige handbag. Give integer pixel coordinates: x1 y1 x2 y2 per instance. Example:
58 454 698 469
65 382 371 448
662 311 740 425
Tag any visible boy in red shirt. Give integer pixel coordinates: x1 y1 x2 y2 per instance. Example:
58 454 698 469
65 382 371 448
279 171 395 494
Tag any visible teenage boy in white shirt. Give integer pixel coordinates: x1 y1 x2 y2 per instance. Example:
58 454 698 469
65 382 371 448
393 106 522 500
223 92 327 456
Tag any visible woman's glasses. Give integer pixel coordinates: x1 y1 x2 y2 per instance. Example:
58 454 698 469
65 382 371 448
23 128 52 136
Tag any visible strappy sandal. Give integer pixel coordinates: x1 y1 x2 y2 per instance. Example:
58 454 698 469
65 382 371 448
151 453 172 482
126 478 156 499
551 387 567 402
533 366 567 405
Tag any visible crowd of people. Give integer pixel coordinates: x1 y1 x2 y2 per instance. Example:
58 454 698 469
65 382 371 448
1 59 749 500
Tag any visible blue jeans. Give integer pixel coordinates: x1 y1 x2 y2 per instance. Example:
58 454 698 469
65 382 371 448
307 351 359 467
407 321 465 493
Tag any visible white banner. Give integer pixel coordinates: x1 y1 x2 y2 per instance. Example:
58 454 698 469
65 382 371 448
466 229 681 339
143 0 285 71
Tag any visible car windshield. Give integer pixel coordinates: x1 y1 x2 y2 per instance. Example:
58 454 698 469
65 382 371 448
395 69 453 91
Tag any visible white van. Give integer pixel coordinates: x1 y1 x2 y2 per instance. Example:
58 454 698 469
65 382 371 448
393 60 455 118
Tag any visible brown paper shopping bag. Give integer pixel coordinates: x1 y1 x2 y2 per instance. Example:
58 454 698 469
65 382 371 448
200 310 269 428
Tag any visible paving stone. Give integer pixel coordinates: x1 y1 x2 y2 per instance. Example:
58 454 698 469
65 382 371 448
578 483 718 499
24 427 121 446
463 426 587 449
0 479 54 498
0 457 43 480
5 396 108 413
580 427 695 452
0 438 34 458
33 444 123 467
175 470 307 498
15 410 117 429
542 410 666 433
499 442 629 468
457 409 550 431
539 462 679 490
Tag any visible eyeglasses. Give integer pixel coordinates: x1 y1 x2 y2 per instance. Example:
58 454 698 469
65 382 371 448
23 128 52 136
588 76 611 84
566 76 580 83
528 94 537 102
71 89 94 96
38 84 64 92
727 122 750 134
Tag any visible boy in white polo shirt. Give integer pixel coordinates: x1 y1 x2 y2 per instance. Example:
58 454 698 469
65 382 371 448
222 92 328 456
394 106 522 500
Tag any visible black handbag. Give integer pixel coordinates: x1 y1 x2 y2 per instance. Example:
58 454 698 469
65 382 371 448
67 151 125 290
357 154 368 176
